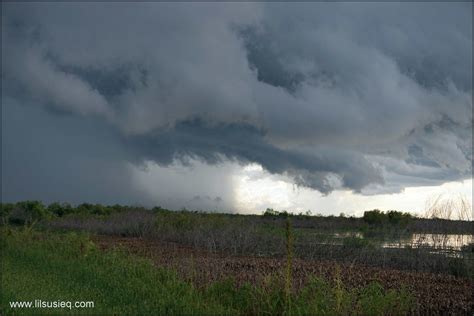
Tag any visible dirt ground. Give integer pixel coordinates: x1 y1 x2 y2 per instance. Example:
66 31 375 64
94 235 474 315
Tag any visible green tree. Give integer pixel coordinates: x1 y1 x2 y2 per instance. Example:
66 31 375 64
363 209 386 225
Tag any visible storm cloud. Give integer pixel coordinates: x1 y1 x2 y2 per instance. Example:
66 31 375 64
1 2 472 206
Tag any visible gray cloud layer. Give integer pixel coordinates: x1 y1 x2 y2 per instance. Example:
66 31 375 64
1 2 472 205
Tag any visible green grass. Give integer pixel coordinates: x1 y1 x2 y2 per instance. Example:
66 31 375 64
1 228 414 315
1 229 230 315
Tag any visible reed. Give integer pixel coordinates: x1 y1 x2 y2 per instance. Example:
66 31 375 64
285 217 294 315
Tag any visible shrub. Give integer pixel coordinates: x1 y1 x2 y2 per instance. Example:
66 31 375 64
7 201 50 226
0 203 15 225
47 202 74 217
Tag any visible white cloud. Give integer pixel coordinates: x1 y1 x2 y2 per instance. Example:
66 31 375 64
232 163 472 216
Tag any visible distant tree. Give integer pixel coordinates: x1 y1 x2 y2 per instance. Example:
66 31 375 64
263 208 279 216
363 209 412 226
363 209 386 225
47 202 73 217
387 210 412 225
91 204 109 215
152 206 166 213
76 203 94 214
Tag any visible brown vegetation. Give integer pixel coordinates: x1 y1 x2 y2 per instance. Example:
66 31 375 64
94 235 474 315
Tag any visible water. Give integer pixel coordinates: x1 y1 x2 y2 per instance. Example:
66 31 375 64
327 231 473 253
333 232 364 239
303 230 473 254
382 233 473 251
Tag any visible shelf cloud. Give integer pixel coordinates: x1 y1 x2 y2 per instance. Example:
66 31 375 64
2 2 472 207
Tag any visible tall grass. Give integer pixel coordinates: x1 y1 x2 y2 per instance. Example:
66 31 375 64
1 228 414 315
285 218 294 316
1 228 230 315
44 208 474 278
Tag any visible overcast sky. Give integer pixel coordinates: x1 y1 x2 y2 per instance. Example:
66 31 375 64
2 2 472 215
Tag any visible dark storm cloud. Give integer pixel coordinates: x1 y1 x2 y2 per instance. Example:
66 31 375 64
1 2 472 204
1 97 148 205
126 119 383 193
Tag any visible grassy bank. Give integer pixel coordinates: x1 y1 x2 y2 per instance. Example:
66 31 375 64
1 228 414 315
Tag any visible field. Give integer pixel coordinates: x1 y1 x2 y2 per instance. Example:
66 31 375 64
1 202 473 315
93 235 473 314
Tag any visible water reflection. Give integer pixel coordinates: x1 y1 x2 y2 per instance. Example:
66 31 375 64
328 231 473 251
382 234 473 250
333 232 363 239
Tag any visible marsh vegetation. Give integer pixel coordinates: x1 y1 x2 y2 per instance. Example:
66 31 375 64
1 200 473 315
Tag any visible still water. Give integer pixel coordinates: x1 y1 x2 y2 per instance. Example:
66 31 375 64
382 234 473 250
332 232 473 250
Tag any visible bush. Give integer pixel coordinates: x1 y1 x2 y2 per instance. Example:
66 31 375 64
47 202 74 217
0 203 15 225
75 203 111 216
7 201 50 226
